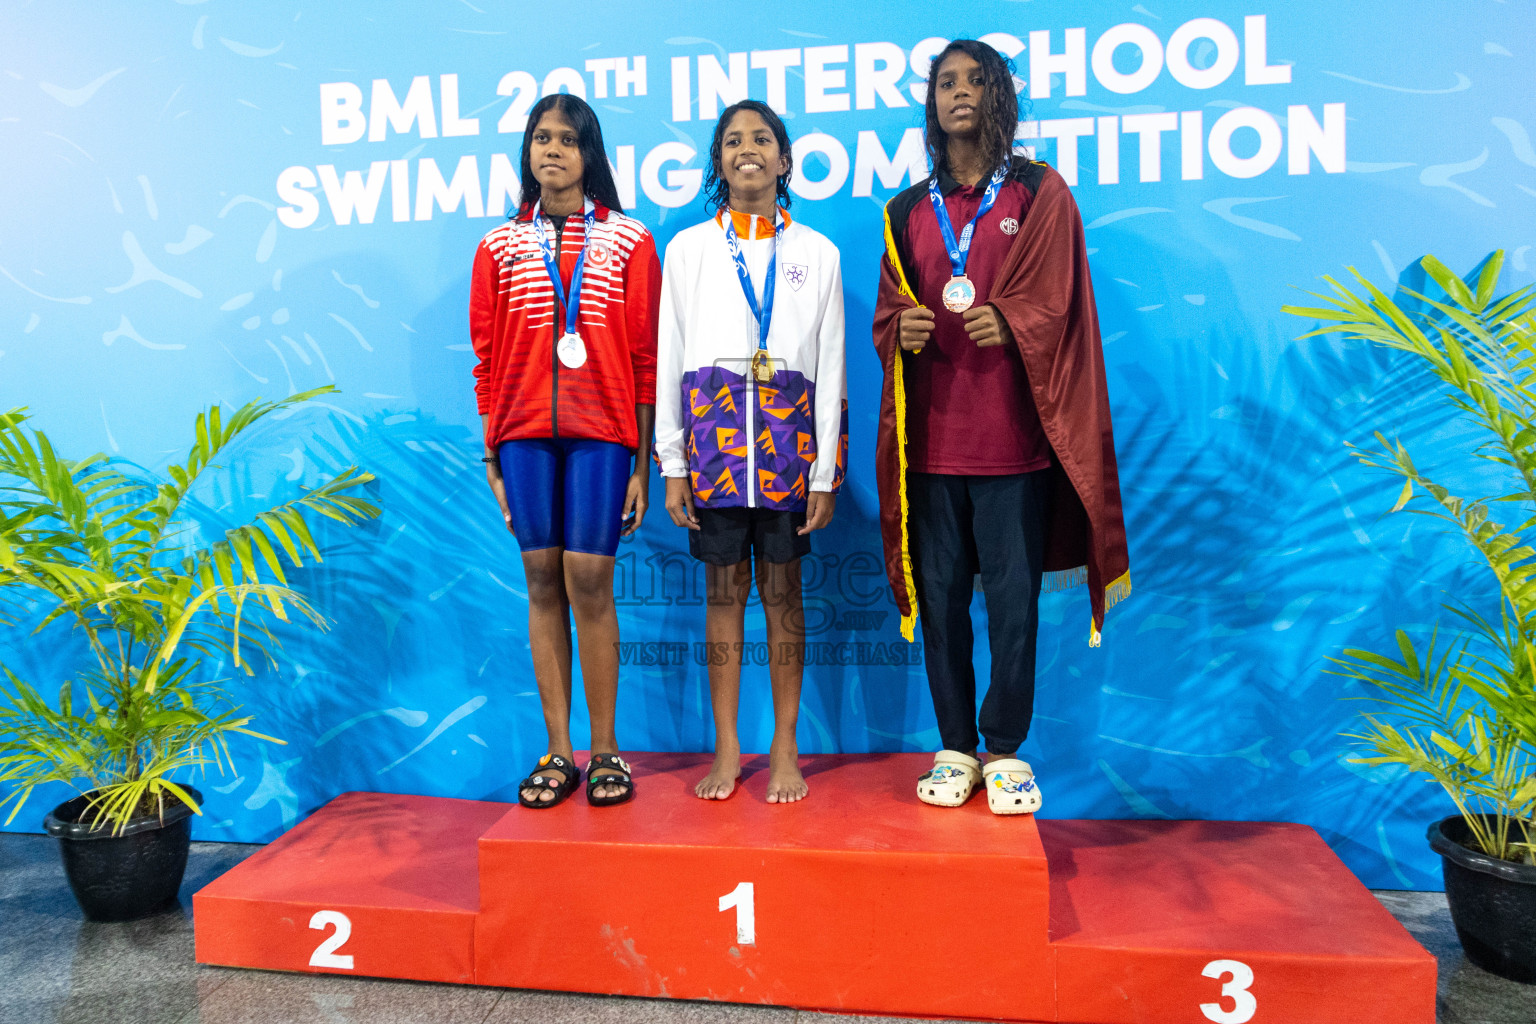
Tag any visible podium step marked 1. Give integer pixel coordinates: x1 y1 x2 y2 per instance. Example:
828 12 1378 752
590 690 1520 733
193 753 1436 1023
473 752 1053 1021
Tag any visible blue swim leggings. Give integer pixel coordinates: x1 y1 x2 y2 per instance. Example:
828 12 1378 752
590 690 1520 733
497 438 632 557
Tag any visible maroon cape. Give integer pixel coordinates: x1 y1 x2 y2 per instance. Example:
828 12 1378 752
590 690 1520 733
873 163 1130 644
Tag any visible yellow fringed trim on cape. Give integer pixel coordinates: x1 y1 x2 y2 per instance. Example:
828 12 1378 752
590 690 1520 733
1088 570 1133 647
1105 570 1133 609
883 206 921 643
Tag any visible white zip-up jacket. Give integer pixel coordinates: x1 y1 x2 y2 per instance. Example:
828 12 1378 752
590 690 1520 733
654 208 847 511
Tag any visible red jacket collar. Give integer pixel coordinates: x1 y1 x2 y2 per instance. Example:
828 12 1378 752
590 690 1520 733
513 198 612 222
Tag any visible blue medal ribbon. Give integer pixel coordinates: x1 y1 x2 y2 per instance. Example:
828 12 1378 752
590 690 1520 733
532 197 595 341
927 165 1008 280
723 210 782 355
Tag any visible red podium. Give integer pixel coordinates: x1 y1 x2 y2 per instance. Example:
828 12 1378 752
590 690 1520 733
194 753 1436 1023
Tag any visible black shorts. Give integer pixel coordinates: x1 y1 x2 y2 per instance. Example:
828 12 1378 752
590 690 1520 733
689 506 811 566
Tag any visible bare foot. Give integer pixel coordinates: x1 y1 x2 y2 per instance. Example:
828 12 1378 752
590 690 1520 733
765 737 807 804
694 750 741 800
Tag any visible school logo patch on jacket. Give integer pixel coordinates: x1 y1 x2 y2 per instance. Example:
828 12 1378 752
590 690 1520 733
781 262 808 291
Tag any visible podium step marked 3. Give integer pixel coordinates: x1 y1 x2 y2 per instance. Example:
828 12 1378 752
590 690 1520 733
193 753 1436 1023
1043 819 1437 1024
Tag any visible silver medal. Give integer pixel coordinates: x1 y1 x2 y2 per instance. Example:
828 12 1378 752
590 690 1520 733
557 331 587 369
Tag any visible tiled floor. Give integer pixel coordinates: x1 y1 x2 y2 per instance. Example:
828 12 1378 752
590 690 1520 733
2 832 1532 1024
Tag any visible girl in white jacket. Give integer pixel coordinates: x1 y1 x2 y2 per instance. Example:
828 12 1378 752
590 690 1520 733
655 99 847 804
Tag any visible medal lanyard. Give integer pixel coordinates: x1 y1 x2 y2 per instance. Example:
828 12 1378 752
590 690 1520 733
532 197 595 338
724 212 782 354
928 165 1008 281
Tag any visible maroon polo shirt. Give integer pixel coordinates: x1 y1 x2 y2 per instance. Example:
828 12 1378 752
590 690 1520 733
903 171 1051 475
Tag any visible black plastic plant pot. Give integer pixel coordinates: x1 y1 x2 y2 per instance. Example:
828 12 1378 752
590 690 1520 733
43 786 201 923
1429 813 1536 984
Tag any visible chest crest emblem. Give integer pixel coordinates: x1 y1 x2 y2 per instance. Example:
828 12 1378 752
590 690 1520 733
781 262 808 291
1000 217 1020 236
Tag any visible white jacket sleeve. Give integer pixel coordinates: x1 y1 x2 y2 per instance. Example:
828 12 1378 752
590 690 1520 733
809 243 846 493
653 239 689 479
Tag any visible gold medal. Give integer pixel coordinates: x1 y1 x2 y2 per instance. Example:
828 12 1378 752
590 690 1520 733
750 349 774 385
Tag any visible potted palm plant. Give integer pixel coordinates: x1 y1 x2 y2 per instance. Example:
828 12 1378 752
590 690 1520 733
1284 250 1536 982
0 389 379 921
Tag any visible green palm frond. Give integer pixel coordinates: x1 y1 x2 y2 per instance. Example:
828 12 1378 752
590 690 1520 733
1291 249 1536 864
187 466 379 601
0 390 379 831
112 387 340 575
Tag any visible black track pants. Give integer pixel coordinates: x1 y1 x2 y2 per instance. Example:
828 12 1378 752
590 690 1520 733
908 470 1051 756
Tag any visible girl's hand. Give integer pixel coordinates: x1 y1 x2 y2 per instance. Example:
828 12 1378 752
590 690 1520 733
621 470 648 536
798 491 836 534
899 306 935 351
962 304 1013 348
665 477 700 530
485 456 514 535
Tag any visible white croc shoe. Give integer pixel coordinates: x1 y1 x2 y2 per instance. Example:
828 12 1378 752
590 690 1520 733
984 759 1042 815
916 750 982 807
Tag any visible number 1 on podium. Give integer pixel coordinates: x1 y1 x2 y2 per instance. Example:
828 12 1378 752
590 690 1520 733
719 882 755 945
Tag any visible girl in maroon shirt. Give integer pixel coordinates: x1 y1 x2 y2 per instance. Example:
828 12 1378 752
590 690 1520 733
886 41 1061 815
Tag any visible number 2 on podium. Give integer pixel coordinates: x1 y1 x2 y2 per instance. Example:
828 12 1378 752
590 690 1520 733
719 882 755 945
308 910 355 969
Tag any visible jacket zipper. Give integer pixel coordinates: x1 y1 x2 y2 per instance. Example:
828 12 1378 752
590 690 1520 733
745 377 756 508
551 299 560 439
550 215 562 439
745 215 758 509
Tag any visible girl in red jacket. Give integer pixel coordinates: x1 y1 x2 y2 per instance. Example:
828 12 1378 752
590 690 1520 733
469 94 661 808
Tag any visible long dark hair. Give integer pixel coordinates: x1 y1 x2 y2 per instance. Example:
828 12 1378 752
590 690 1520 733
923 39 1019 177
516 94 624 216
703 100 793 214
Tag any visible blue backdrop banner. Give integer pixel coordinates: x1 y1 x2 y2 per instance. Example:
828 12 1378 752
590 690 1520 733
3 1 1535 890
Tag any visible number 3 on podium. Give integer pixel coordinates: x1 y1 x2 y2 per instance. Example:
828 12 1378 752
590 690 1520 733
719 882 755 945
1200 959 1256 1024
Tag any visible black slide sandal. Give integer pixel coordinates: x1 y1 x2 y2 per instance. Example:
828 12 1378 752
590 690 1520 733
586 753 635 807
517 754 580 808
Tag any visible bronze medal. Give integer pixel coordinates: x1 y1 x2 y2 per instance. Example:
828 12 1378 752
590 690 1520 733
942 275 977 313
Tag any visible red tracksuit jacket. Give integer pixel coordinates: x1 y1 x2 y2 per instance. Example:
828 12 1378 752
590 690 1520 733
470 203 661 450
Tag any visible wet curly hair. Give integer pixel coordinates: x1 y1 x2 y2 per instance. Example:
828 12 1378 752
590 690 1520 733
923 39 1020 177
704 100 793 214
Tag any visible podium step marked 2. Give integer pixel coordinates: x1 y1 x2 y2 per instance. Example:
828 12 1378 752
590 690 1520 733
193 792 508 984
194 753 1436 1023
